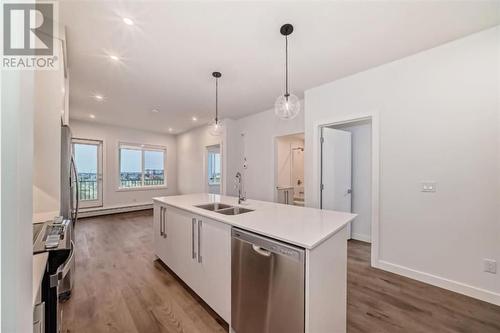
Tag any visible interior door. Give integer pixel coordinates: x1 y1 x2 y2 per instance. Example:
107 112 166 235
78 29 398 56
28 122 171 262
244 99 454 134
321 127 352 236
72 139 103 208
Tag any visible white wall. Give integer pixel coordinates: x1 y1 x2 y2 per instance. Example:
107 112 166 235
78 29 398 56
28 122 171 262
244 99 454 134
332 122 372 242
227 105 304 202
305 27 500 304
1 70 34 333
177 120 232 195
71 120 178 209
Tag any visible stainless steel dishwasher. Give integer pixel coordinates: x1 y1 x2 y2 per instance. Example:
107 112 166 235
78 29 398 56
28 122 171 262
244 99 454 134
231 228 305 333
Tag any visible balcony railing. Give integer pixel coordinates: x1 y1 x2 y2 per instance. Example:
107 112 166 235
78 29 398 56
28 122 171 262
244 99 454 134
120 179 164 188
77 174 165 201
78 180 97 201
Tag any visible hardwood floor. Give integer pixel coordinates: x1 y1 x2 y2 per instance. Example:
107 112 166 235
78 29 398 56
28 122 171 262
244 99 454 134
63 211 500 333
347 240 500 333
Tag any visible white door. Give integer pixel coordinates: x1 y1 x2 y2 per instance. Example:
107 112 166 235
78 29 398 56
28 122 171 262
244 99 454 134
321 127 352 236
72 139 103 208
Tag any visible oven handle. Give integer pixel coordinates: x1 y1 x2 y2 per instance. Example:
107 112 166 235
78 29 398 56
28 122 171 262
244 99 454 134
50 240 75 287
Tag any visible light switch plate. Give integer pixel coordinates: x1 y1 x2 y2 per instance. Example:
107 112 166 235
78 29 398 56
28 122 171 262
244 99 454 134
421 182 437 192
484 259 497 274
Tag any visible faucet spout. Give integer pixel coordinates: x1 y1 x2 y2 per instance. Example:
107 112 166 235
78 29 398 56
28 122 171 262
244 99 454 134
235 172 245 204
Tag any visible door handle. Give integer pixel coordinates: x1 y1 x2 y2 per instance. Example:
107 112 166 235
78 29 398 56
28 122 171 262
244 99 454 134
162 207 167 238
159 207 164 236
197 220 202 263
252 245 272 257
192 218 197 259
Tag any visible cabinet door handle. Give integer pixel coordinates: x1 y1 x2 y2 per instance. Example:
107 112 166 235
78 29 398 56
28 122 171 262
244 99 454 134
159 207 164 236
197 220 202 263
192 218 197 259
162 207 167 238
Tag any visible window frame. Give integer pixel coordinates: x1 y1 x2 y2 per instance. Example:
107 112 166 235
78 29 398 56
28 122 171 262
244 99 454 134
207 149 221 186
117 142 167 191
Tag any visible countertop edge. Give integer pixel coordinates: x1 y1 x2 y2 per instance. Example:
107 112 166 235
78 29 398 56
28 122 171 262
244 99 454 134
153 196 355 249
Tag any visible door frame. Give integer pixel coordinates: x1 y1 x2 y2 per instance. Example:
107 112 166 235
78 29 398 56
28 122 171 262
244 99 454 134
204 143 223 195
72 138 104 208
316 112 379 267
273 131 305 203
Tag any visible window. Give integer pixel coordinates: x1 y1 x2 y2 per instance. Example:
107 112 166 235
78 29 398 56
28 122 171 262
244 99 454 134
119 143 166 189
207 149 221 185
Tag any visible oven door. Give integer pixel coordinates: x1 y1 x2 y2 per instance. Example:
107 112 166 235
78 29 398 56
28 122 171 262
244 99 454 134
56 241 75 332
45 241 75 333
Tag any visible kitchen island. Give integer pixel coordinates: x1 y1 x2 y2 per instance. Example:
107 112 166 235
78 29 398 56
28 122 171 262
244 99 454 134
153 193 356 333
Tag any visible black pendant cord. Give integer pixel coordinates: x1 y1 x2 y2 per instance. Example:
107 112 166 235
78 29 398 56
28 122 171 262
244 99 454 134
215 77 218 124
285 35 289 100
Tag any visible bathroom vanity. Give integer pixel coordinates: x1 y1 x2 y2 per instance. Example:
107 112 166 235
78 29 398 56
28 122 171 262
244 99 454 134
153 193 356 333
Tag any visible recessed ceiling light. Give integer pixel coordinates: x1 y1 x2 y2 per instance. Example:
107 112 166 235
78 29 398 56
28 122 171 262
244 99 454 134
89 114 95 119
192 116 198 121
151 109 159 113
123 17 134 26
94 94 104 101
168 128 173 132
109 54 120 61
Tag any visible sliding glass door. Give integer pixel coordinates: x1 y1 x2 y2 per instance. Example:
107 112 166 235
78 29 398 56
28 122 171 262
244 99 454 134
72 139 103 208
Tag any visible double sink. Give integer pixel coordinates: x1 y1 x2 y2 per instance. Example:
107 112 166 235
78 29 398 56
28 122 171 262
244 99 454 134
195 203 254 215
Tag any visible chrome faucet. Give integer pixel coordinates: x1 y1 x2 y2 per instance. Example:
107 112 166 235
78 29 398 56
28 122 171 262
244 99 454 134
235 172 246 204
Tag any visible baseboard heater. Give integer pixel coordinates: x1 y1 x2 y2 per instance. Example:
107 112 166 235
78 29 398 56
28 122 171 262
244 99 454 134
78 203 153 218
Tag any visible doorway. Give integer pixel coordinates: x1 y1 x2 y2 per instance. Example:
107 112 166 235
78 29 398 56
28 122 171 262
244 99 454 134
320 119 372 242
72 138 103 208
275 133 305 206
206 144 221 194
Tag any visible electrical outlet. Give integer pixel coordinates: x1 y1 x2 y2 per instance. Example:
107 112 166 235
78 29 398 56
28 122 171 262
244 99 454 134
483 259 497 274
421 182 437 192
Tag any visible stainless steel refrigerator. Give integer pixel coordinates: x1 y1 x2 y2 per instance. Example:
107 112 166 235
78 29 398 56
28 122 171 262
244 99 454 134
61 124 79 223
59 124 78 300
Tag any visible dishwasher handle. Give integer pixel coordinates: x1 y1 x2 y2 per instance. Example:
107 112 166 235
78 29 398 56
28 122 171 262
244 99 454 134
252 245 271 257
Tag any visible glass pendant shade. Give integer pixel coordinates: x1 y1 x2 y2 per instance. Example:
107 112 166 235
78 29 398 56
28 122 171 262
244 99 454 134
274 93 300 120
208 118 223 136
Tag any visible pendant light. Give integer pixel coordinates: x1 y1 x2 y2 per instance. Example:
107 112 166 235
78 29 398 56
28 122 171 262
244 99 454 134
275 23 300 120
208 71 223 136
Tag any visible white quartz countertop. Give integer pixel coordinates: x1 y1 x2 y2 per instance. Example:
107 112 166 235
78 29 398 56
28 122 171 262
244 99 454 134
153 193 356 249
33 252 48 305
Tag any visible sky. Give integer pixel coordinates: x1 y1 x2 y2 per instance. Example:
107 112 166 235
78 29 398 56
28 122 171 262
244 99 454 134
74 144 164 174
74 144 96 173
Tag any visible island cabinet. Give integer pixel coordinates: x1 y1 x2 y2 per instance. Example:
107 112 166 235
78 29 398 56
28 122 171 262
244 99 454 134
153 203 231 322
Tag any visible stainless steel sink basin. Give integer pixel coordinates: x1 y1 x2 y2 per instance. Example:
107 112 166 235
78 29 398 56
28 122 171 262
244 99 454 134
195 203 233 211
216 207 254 215
195 203 254 215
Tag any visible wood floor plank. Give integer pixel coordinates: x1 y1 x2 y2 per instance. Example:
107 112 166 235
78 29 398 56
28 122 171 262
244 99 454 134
63 211 500 333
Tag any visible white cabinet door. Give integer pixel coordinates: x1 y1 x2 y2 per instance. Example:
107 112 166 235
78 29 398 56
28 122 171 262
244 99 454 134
165 207 199 290
153 204 168 264
196 216 231 321
154 205 231 322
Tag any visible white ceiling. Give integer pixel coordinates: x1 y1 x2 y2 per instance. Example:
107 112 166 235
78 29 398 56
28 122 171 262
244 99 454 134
61 1 500 134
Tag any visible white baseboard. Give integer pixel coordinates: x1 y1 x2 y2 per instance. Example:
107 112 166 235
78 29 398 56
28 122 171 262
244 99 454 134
78 203 153 218
351 232 371 243
374 259 500 306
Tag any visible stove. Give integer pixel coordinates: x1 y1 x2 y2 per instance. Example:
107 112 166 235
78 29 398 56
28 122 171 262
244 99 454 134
33 218 75 333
